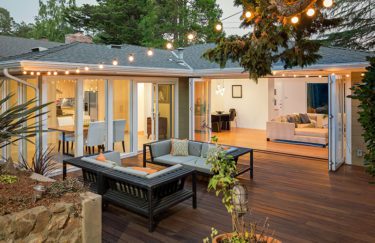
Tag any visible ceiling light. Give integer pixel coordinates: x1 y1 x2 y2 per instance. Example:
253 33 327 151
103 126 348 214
319 75 322 78
76 68 80 73
36 72 40 76
47 71 51 76
147 49 154 56
323 0 334 8
305 75 309 78
53 71 58 76
128 54 134 62
187 33 195 41
306 8 315 17
112 59 118 65
291 16 299 24
346 74 350 78
98 64 104 69
84 66 89 71
245 11 252 18
282 74 285 77
65 70 70 75
293 74 297 78
30 71 34 75
23 71 27 75
361 73 365 77
215 23 223 31
166 42 173 50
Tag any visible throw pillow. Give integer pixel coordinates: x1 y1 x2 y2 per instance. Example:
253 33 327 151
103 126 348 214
171 139 189 156
96 153 106 162
131 167 157 174
299 113 311 124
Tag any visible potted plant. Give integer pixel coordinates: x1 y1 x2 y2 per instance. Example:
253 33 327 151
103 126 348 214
204 136 280 243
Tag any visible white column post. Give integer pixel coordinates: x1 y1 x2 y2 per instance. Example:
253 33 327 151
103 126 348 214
106 79 113 151
131 80 137 153
1 80 8 159
18 83 26 161
75 79 84 156
40 76 48 152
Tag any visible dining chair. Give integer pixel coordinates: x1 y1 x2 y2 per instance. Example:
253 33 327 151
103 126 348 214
229 108 237 127
57 116 75 153
113 119 126 152
211 115 221 132
85 121 106 154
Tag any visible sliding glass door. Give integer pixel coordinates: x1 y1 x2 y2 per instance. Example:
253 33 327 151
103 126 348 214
329 74 346 171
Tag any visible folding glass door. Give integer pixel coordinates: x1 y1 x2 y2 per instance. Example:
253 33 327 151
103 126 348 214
328 74 346 171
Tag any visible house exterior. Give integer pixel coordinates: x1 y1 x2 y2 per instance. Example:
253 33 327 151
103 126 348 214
0 35 372 171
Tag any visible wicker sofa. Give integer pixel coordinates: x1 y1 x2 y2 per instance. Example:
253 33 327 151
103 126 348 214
63 152 196 232
266 113 328 147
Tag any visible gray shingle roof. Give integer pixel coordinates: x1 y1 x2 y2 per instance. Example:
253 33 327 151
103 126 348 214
0 41 190 70
0 35 62 58
183 43 374 70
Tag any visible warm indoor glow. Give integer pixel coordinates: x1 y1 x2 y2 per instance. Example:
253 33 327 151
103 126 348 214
84 66 89 71
282 74 285 77
306 8 315 17
215 23 223 31
293 74 297 78
245 11 252 18
128 54 135 62
319 75 322 78
30 71 34 75
323 0 334 8
305 75 309 78
112 59 119 65
187 33 195 41
291 16 299 24
147 49 154 56
346 74 350 77
166 42 173 50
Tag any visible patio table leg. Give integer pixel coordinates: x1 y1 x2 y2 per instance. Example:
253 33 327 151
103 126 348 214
250 150 254 179
148 189 154 232
62 131 66 155
192 172 197 209
63 161 67 180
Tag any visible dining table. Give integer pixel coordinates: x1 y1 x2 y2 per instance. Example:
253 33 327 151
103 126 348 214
49 125 89 157
211 113 231 132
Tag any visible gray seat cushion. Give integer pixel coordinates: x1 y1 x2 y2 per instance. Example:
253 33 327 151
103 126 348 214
188 141 203 157
154 155 198 165
183 158 211 174
150 140 171 158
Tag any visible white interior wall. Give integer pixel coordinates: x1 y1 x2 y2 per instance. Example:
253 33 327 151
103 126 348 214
137 83 145 132
210 78 270 130
274 77 328 116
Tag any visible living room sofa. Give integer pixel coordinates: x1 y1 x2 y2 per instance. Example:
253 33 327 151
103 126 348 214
266 113 328 147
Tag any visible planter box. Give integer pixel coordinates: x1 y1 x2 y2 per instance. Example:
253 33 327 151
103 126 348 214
0 174 102 243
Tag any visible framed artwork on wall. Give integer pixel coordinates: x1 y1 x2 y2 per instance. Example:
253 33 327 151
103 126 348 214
232 85 242 98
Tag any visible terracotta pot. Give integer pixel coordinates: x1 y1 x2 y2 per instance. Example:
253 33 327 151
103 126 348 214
212 233 281 243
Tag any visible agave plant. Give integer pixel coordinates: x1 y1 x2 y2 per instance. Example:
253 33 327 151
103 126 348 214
18 145 59 176
0 81 51 149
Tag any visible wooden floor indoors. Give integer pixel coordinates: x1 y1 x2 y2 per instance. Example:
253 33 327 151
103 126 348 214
63 151 375 243
196 128 328 159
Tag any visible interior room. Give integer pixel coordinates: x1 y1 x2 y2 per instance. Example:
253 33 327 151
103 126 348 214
202 77 330 159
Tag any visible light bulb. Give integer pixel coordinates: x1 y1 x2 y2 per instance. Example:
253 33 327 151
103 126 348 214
361 73 365 77
112 59 118 65
23 71 27 75
98 64 104 69
84 66 89 71
147 49 154 56
36 72 40 76
215 23 222 31
293 74 297 78
319 75 322 78
305 75 309 78
306 8 315 17
30 71 34 75
323 0 333 8
53 71 58 76
346 74 350 77
76 68 80 73
282 74 285 77
245 11 252 18
65 70 70 75
291 16 299 24
128 54 134 62
166 42 173 50
187 33 195 41
47 71 51 76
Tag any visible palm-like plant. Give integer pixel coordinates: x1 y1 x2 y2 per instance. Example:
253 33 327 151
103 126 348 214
0 81 51 149
18 145 59 176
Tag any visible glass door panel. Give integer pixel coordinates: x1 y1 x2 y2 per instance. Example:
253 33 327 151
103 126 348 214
329 75 345 171
137 83 154 150
157 84 174 140
192 79 211 142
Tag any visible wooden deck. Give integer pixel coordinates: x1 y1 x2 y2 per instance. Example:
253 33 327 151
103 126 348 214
62 151 375 243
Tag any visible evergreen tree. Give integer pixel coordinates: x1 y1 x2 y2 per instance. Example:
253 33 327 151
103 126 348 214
33 0 76 42
324 0 374 50
203 0 341 81
13 22 35 39
0 7 15 35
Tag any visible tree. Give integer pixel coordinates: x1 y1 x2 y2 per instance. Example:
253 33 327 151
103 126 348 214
32 0 76 42
13 22 35 38
66 0 223 47
349 57 375 179
203 0 341 81
0 7 15 35
324 0 374 50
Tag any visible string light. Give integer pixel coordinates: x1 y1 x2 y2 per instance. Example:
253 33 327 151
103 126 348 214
346 74 350 77
98 64 104 69
76 68 80 73
147 49 154 56
245 11 252 18
65 70 70 75
166 42 173 50
128 54 135 62
305 75 309 78
293 74 297 78
112 59 119 65
187 33 195 41
36 72 40 76
306 8 315 17
361 73 365 77
319 75 322 78
291 16 299 24
282 74 285 77
323 0 334 8
215 23 223 31
84 66 89 71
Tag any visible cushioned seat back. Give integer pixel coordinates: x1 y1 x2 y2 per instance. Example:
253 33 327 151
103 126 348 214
103 151 121 165
188 141 203 157
151 140 171 158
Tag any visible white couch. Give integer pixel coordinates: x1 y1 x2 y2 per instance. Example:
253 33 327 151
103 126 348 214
266 113 328 147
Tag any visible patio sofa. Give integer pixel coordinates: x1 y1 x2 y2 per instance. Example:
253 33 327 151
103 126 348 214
266 113 328 147
143 139 254 179
63 151 196 232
